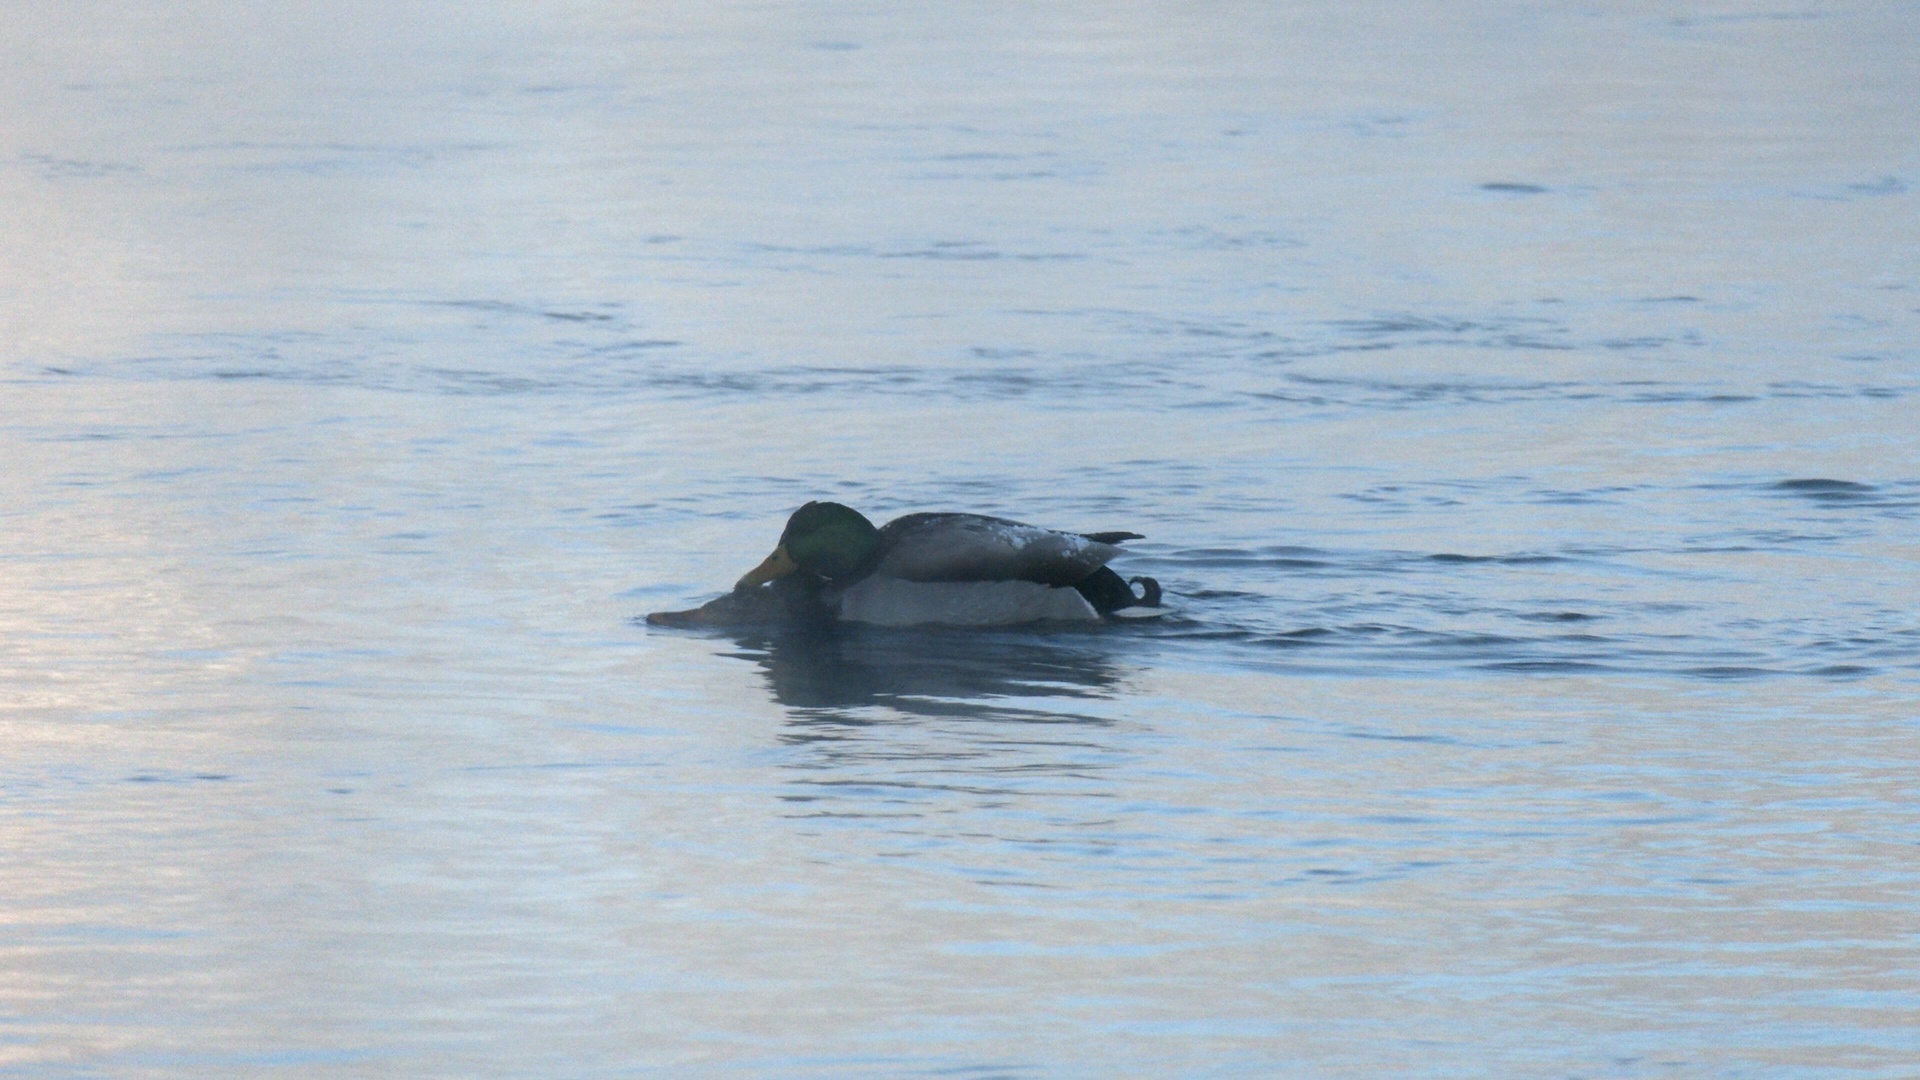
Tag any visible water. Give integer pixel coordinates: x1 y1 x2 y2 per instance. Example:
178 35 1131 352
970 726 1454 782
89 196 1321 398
4 1 1918 1075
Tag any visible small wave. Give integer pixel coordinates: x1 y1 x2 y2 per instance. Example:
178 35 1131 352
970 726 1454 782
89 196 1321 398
1246 629 1337 648
1773 478 1877 501
1426 553 1567 565
1682 665 1774 679
1806 664 1875 677
1479 660 1614 673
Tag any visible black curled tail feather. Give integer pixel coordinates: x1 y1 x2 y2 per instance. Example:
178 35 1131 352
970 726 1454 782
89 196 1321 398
1073 567 1163 614
1129 576 1162 608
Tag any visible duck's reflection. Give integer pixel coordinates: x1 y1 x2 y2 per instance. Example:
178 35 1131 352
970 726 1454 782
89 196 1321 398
721 625 1125 716
718 627 1135 824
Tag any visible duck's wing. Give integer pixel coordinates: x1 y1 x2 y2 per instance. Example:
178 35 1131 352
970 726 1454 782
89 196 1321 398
872 513 1135 586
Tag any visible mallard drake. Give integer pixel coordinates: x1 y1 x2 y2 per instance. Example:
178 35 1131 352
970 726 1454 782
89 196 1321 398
647 501 1161 628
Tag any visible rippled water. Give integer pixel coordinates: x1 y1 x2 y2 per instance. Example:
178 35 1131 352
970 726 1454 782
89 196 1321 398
5 1 1919 1075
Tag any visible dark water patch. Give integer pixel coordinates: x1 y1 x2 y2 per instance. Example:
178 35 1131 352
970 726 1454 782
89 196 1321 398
747 241 871 257
427 369 563 395
1343 113 1420 138
1543 634 1612 648
20 153 144 180
1767 478 1917 511
1404 630 1524 648
1280 371 1577 407
1500 335 1577 351
1243 373 1866 412
1794 175 1909 201
1529 488 1627 505
1683 665 1774 680
1673 9 1826 26
1774 478 1875 496
1246 629 1337 649
1155 226 1305 252
1426 553 1567 566
1767 381 1883 399
1700 528 1846 548
424 298 624 321
34 430 126 442
1263 372 1804 411
785 774 1090 800
1479 660 1615 673
1327 315 1509 336
1624 389 1756 404
882 243 1007 261
1850 176 1907 196
1517 611 1600 623
1317 312 1583 354
951 370 1043 395
1479 182 1547 194
1103 311 1280 347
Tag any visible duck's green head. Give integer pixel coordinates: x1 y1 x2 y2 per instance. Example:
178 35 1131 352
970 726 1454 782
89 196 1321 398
734 501 880 590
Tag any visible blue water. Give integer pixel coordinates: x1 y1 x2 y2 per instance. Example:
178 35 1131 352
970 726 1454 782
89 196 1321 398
4 2 1918 1076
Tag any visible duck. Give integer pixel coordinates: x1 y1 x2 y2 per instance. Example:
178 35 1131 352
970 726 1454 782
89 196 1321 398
646 501 1161 628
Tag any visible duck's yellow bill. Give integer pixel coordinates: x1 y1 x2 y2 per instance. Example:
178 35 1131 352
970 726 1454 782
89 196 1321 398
735 544 798 590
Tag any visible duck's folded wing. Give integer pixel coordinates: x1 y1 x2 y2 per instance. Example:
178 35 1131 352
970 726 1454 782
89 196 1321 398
874 513 1131 586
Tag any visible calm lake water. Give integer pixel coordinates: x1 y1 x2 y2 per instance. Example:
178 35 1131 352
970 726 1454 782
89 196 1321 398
4 1 1918 1076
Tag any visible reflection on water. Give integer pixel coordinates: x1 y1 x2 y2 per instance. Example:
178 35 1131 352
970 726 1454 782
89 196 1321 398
743 629 1134 830
726 625 1124 715
5 0 1920 1075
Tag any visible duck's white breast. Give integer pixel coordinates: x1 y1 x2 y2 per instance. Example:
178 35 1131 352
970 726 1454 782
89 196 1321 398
836 578 1099 627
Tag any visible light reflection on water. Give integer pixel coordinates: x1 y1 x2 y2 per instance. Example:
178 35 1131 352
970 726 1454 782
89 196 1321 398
4 0 1919 1075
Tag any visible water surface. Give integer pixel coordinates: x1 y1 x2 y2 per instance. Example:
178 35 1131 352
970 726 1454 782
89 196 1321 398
3 1 1918 1075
